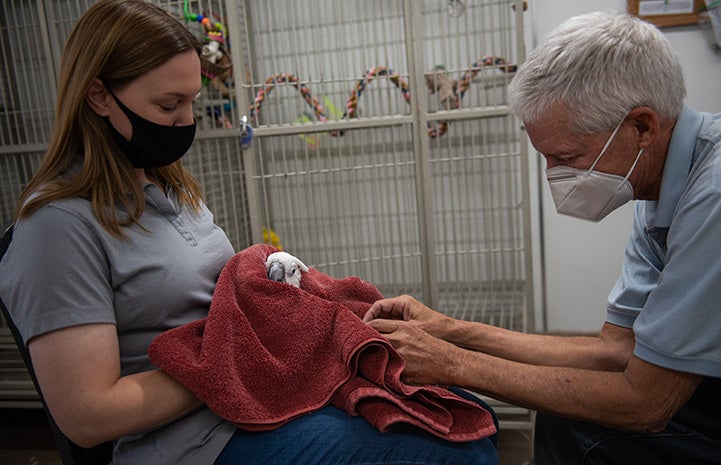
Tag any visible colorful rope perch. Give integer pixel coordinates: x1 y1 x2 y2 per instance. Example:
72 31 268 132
456 55 517 102
249 73 329 123
336 66 410 137
343 66 410 120
248 55 516 139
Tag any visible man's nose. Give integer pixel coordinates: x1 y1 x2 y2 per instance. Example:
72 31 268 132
541 154 557 170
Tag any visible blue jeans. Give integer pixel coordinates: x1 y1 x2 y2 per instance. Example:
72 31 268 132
534 411 721 465
214 388 499 465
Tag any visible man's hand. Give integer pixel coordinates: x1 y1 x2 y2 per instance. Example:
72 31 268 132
364 295 465 385
363 295 453 340
367 316 463 385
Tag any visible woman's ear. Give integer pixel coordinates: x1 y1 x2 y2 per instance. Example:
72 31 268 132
627 107 659 149
86 79 111 117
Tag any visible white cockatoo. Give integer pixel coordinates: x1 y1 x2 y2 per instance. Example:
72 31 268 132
265 251 309 288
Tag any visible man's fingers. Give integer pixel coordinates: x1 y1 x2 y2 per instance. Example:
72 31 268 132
366 319 400 334
362 306 382 322
364 301 400 322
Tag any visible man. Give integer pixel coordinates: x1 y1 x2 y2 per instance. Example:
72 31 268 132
364 11 721 464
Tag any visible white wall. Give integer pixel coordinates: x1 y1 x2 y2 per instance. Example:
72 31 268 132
526 0 721 332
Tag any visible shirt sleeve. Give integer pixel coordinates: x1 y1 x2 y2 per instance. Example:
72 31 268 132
606 202 665 330
610 160 721 377
0 204 116 343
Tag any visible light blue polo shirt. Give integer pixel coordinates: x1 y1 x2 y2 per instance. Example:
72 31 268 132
607 104 721 378
0 184 237 465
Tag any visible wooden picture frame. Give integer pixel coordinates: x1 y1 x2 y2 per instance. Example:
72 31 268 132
627 0 705 27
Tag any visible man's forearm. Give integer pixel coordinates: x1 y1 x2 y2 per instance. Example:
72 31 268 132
443 320 632 371
446 347 695 433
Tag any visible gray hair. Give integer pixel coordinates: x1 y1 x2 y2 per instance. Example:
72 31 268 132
507 11 686 134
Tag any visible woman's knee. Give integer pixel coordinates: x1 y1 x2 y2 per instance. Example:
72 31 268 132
217 405 500 465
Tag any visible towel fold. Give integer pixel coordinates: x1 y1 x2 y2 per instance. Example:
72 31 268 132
148 244 496 442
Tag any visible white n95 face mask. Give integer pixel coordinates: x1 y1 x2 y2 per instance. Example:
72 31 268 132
546 116 644 223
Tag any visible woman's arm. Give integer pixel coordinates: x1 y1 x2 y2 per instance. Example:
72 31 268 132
29 323 201 448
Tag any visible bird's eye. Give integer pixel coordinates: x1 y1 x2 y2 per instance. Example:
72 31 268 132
290 267 296 275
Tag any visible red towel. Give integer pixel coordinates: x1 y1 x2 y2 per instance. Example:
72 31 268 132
148 244 496 441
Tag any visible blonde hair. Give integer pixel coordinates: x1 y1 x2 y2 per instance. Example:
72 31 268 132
16 0 203 237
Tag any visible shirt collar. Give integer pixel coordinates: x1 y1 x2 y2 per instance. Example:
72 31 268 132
654 104 703 228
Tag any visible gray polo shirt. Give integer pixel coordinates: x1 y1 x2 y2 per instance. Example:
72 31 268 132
607 105 721 378
0 183 236 465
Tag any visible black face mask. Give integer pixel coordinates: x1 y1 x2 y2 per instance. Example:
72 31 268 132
104 86 196 169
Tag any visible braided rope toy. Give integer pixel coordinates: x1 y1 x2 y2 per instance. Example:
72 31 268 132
344 66 410 119
334 66 410 137
249 55 516 139
456 55 517 101
249 73 329 123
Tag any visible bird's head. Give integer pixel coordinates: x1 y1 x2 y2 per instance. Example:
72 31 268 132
265 251 309 288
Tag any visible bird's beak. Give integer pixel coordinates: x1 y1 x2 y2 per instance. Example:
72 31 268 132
267 262 285 282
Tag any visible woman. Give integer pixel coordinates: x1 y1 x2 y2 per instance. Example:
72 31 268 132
0 1 499 464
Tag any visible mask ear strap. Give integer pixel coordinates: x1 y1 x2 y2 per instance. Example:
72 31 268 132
103 84 130 114
622 148 644 183
587 116 626 173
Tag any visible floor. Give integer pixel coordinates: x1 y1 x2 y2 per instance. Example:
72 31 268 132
0 408 534 465
0 408 61 465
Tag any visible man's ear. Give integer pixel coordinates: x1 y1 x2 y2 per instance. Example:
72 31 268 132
86 79 111 117
627 107 659 149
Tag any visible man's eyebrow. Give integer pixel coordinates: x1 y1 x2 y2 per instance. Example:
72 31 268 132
537 147 576 158
552 150 578 157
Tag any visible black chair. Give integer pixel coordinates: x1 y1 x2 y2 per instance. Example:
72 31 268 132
0 224 113 465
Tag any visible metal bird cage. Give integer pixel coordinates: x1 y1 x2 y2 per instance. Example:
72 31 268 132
0 0 533 431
